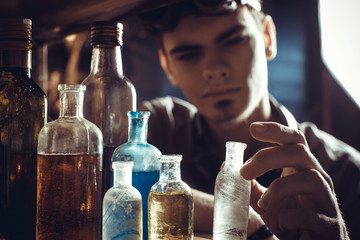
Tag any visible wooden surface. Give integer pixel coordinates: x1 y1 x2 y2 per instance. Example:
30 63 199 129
0 0 181 42
194 232 212 240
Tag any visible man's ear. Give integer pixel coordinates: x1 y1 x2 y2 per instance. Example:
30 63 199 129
263 15 277 60
158 48 179 86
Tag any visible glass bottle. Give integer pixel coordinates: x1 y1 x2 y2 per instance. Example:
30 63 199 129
36 84 103 240
82 21 136 197
111 111 161 240
213 141 250 240
148 154 194 240
103 161 142 240
0 18 47 240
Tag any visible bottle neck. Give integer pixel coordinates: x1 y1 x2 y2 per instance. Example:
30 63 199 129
128 115 148 143
114 164 132 187
225 155 242 170
59 91 84 118
90 45 123 77
159 161 181 182
224 142 246 170
0 48 31 71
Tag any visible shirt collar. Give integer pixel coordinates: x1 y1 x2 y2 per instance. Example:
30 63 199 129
269 95 299 129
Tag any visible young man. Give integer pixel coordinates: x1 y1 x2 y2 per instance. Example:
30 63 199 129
138 0 359 239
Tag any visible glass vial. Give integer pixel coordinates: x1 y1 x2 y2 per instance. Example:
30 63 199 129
148 155 194 240
213 141 250 240
36 84 103 240
82 21 137 197
0 18 47 240
103 161 142 240
111 111 161 240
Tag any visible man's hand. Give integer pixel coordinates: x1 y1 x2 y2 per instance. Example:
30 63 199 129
240 122 349 239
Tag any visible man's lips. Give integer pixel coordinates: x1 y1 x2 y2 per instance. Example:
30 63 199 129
202 87 241 98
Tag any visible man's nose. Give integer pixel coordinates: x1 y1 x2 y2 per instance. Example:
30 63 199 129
202 64 230 82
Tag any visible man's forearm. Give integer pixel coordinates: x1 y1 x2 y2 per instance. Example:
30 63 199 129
192 188 214 234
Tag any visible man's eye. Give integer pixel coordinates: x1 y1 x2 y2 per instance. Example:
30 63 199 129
177 52 201 61
224 37 244 46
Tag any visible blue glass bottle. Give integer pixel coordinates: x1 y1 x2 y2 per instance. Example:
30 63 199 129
111 111 161 240
103 161 142 240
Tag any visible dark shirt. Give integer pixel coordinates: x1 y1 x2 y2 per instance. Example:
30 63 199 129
140 96 360 239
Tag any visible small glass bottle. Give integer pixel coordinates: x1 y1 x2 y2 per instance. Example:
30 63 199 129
0 18 47 239
37 84 103 240
213 141 250 240
148 155 194 240
82 21 137 197
103 161 142 240
111 111 161 240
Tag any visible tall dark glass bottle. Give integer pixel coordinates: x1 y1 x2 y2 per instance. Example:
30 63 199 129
0 18 47 240
82 21 136 197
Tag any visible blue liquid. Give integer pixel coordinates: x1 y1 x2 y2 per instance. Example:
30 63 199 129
133 171 159 240
110 170 159 240
103 195 142 240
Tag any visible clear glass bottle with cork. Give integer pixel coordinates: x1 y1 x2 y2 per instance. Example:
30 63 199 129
0 18 47 239
82 21 137 197
37 84 103 240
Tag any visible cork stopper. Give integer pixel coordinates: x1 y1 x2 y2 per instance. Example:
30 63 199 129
90 21 123 46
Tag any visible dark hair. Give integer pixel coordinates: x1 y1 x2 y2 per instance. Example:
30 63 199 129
138 0 264 45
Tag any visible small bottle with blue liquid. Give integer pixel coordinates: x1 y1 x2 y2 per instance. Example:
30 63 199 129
103 161 142 240
111 111 161 240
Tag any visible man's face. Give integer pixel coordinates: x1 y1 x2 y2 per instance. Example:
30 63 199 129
160 7 270 124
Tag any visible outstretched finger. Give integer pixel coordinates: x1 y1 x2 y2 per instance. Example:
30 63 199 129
241 144 321 178
250 122 307 146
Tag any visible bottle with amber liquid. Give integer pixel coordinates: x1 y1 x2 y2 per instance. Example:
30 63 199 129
0 18 47 240
82 21 136 197
37 84 103 240
148 155 194 240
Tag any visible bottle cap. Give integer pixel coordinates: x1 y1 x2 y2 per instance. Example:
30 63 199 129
90 21 123 46
159 154 182 163
0 18 32 67
127 111 150 119
58 84 86 92
112 161 134 170
0 18 32 41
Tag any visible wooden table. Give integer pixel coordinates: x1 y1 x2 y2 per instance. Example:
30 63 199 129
194 232 212 240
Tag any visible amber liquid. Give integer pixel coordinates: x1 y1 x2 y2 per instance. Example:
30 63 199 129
36 154 102 240
148 191 193 240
